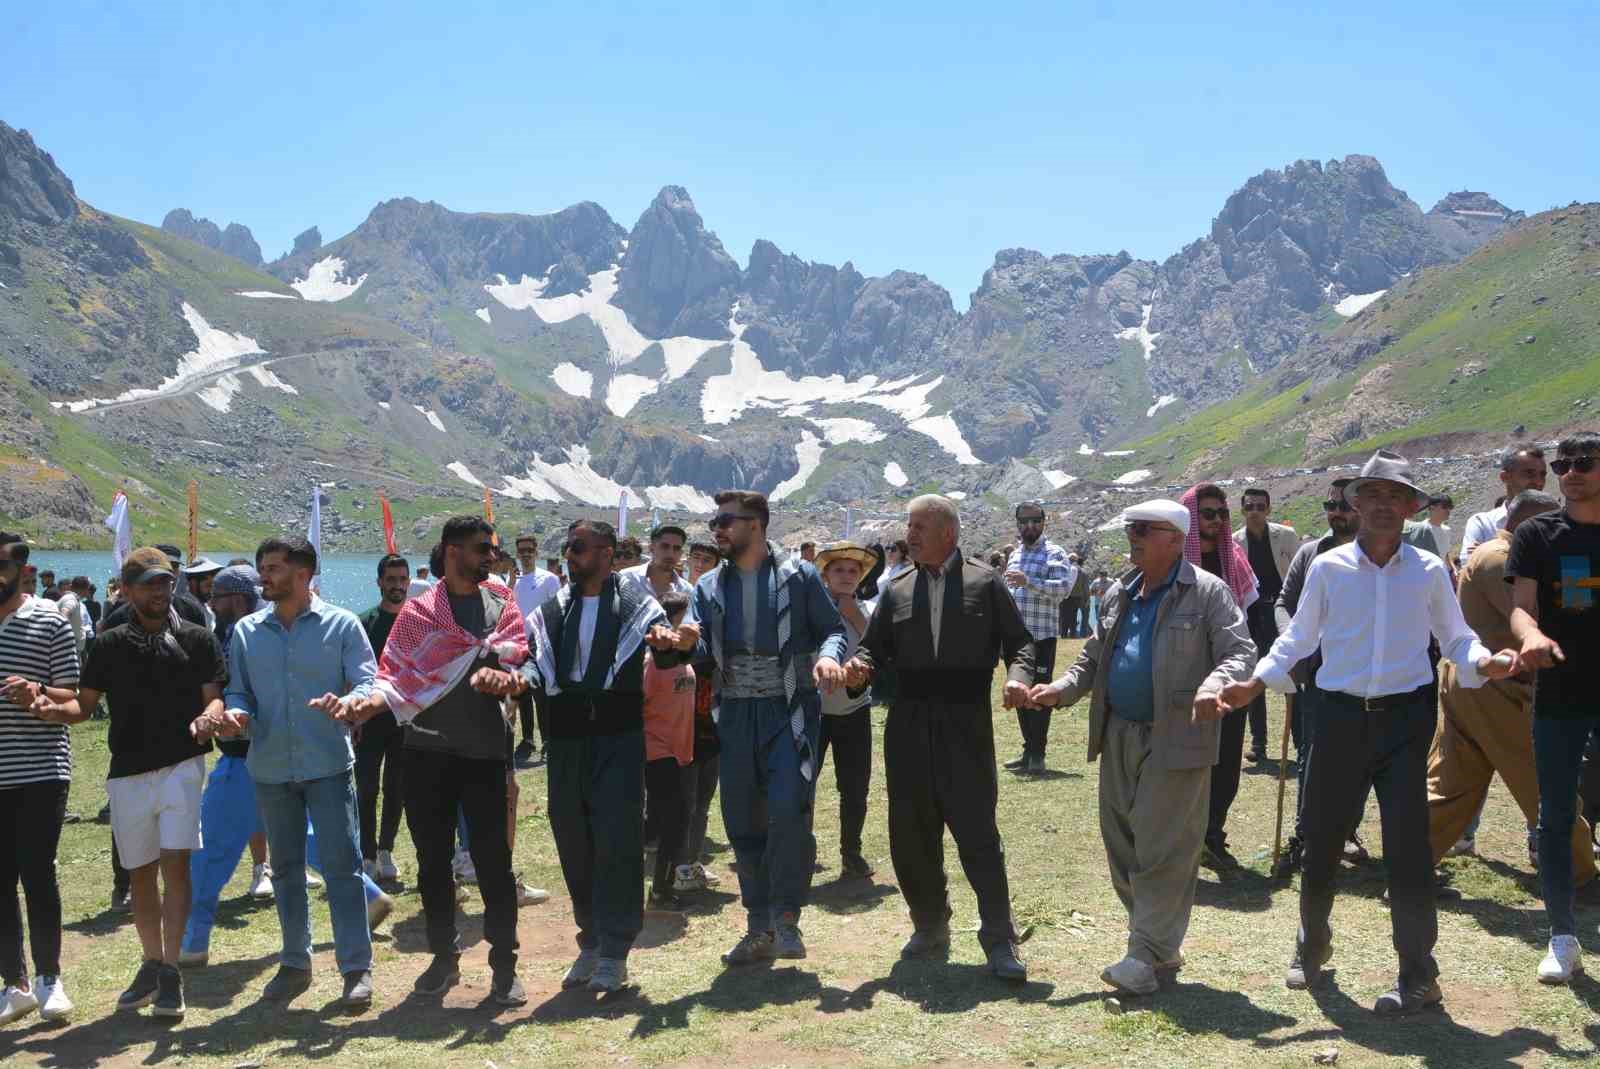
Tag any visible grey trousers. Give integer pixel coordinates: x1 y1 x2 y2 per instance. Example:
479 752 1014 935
1099 716 1210 965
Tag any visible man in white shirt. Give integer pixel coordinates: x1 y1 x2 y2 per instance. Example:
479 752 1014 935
1458 445 1548 568
512 533 561 767
1218 450 1517 1017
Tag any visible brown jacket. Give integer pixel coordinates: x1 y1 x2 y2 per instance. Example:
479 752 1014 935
1050 560 1256 771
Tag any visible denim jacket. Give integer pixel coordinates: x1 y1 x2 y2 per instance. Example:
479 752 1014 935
225 596 376 784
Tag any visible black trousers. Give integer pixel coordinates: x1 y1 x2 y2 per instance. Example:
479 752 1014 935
1246 602 1279 754
1015 638 1058 756
885 698 1016 949
1206 707 1248 849
680 751 720 864
517 690 549 749
644 757 686 894
818 707 873 858
0 780 68 985
402 748 518 973
355 714 404 860
547 731 644 959
1299 690 1438 986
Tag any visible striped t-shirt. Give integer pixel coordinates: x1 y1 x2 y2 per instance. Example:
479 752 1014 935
0 595 80 786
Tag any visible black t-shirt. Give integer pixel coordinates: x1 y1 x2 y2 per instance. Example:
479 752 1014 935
361 605 402 661
1201 548 1222 578
81 620 222 778
1507 510 1600 718
1246 530 1283 601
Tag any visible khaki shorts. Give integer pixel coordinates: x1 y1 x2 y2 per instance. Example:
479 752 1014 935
107 755 205 868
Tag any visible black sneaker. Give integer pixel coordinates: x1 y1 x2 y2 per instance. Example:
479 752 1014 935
262 965 313 1002
513 740 537 768
110 888 132 913
1002 753 1029 771
341 970 373 1008
1272 836 1305 879
413 955 460 996
118 960 161 1010
491 969 527 1006
151 965 185 1018
840 853 874 879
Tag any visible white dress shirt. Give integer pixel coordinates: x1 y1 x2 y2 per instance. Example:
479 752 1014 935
1458 505 1505 568
1254 540 1492 698
925 549 960 651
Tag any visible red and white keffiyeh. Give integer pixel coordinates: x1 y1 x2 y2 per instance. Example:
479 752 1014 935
374 578 528 722
1181 485 1259 611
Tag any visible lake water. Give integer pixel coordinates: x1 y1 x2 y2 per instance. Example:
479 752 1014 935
23 551 405 614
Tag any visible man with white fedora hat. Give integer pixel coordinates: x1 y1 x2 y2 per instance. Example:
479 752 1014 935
1219 449 1519 1016
1029 498 1255 996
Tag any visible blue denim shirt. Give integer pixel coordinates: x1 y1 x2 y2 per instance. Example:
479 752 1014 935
1106 561 1180 722
225 596 376 784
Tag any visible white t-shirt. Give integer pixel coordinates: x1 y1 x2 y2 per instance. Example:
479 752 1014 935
570 596 600 682
1459 506 1506 567
514 569 562 619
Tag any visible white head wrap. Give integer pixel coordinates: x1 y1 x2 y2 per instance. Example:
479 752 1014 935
1120 499 1190 537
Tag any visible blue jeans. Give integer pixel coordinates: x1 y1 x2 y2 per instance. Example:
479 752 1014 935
717 695 820 932
1534 715 1600 937
255 772 372 974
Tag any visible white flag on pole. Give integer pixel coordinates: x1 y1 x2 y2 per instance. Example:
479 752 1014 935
843 506 854 540
617 490 629 536
103 491 132 570
307 485 323 592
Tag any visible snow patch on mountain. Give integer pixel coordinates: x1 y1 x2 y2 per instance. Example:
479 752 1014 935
248 366 297 394
412 405 447 432
1043 469 1076 489
883 461 908 487
523 445 646 508
447 461 484 488
1116 303 1161 361
474 306 492 324
1146 394 1177 418
235 290 296 299
643 484 717 512
290 257 367 302
810 417 886 445
57 303 265 414
550 362 593 399
1112 469 1154 485
606 373 659 417
909 413 980 465
1334 290 1386 317
771 430 825 502
1078 443 1096 456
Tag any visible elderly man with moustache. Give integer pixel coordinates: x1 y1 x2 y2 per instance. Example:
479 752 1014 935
843 495 1037 981
1028 499 1255 996
1219 450 1518 1016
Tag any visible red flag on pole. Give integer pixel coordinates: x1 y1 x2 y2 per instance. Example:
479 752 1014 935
483 487 498 545
379 494 397 555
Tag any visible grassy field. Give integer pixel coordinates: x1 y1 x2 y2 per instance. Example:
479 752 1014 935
4 656 1599 1068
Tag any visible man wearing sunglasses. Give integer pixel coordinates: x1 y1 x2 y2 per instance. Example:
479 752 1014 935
1002 503 1078 775
1270 478 1365 877
1460 444 1548 568
691 491 847 968
1508 432 1600 984
1220 450 1517 1016
1233 489 1300 764
1027 498 1255 996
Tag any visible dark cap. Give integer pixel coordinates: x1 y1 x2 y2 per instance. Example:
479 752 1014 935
121 547 176 587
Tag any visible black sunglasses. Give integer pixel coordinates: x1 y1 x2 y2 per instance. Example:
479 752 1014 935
709 513 755 530
1551 456 1600 476
1241 502 1269 512
1124 521 1179 537
1323 499 1354 512
1196 507 1229 520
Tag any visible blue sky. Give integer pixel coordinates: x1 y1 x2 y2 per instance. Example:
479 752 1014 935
5 1 1595 305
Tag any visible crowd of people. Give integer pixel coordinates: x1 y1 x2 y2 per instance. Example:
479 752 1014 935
0 432 1596 1028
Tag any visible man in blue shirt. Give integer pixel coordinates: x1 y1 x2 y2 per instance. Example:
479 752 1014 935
216 536 378 1009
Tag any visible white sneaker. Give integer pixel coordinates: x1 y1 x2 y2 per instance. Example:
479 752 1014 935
587 957 629 993
1448 836 1477 857
305 869 324 889
515 878 549 907
1539 935 1583 984
35 976 72 1021
376 849 400 882
562 948 599 989
1100 955 1159 995
673 864 705 892
0 984 38 1025
250 862 274 899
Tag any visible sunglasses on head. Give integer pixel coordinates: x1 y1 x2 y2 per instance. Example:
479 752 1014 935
1196 507 1229 520
1551 456 1600 476
1124 521 1178 537
709 513 754 530
1323 499 1354 512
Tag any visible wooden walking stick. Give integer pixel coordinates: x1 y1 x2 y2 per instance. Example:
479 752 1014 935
1271 695 1294 873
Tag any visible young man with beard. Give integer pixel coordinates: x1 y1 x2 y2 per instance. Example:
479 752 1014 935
1272 478 1364 877
1233 488 1300 763
212 536 379 1008
1029 500 1255 996
1220 451 1517 1015
1461 444 1549 567
38 548 227 1020
0 532 82 1025
512 533 560 768
844 496 1037 982
356 555 410 883
1508 432 1600 983
692 491 847 967
525 519 691 993
814 542 880 879
1002 503 1078 775
341 518 535 1005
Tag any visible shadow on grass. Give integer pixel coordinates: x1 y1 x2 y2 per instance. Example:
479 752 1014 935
1005 769 1083 782
1194 864 1276 913
1256 974 1578 1069
809 874 900 915
1048 979 1296 1041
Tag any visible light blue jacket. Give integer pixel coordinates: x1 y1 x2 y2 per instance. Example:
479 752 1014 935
225 596 376 785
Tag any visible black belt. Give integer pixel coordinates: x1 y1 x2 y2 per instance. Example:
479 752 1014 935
1323 685 1430 713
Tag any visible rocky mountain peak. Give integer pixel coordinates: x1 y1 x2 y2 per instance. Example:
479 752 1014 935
1425 190 1524 257
161 209 263 265
0 121 78 226
291 225 322 256
614 185 740 339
